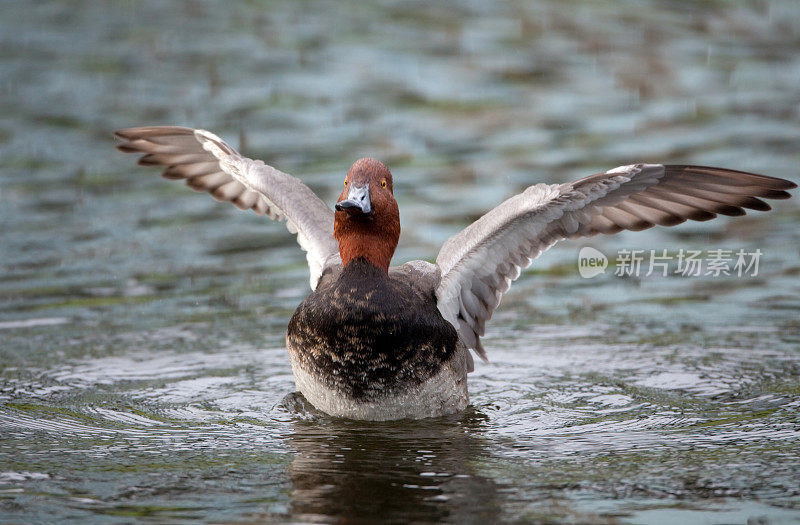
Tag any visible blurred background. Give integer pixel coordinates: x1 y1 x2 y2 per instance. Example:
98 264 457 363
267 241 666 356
1 1 799 523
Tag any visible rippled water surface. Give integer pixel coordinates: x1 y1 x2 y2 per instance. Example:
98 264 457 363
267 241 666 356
2 1 800 523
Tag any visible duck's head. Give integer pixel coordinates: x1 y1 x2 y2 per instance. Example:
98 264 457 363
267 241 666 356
334 158 400 273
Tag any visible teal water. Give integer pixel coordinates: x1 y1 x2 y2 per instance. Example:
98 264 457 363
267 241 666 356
1 1 799 522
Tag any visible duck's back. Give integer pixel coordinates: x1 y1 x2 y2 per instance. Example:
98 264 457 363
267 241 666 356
286 258 469 420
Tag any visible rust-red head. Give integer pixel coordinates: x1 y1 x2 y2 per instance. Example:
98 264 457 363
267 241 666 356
334 158 400 272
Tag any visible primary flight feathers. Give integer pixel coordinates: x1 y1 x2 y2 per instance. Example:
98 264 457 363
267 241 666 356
115 126 339 289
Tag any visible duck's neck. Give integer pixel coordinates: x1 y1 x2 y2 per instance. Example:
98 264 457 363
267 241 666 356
334 215 400 274
336 229 397 273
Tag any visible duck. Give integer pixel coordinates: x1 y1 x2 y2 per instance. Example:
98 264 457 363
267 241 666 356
115 126 796 420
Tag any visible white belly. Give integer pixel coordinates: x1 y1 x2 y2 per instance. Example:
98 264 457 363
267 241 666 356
287 350 469 421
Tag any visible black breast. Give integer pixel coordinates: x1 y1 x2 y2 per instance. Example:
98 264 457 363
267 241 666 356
287 258 458 400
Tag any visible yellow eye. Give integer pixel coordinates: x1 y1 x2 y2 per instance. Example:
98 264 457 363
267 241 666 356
381 180 387 189
344 179 348 186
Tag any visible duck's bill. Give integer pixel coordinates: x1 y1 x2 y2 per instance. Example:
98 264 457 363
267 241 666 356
335 183 372 216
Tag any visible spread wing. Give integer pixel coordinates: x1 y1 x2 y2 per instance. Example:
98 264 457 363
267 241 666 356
435 164 796 361
115 126 340 289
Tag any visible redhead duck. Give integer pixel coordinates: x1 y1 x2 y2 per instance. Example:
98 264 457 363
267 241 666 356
116 126 796 420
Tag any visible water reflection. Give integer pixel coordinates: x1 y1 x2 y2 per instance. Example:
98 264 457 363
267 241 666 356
285 402 501 522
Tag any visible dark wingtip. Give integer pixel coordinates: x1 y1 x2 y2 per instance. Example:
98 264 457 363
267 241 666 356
628 221 656 232
137 154 160 166
770 190 794 199
113 126 195 142
474 339 489 363
114 128 137 140
666 165 797 192
740 197 771 212
661 216 688 227
116 143 139 153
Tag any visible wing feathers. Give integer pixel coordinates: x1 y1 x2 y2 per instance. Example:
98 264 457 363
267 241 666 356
115 126 339 288
211 180 244 202
437 163 795 361
164 161 221 179
139 152 211 166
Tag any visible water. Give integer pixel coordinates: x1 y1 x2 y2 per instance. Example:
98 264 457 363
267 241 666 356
1 0 799 522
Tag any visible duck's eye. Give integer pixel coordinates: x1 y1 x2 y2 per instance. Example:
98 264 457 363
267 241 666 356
381 179 387 189
344 179 348 186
